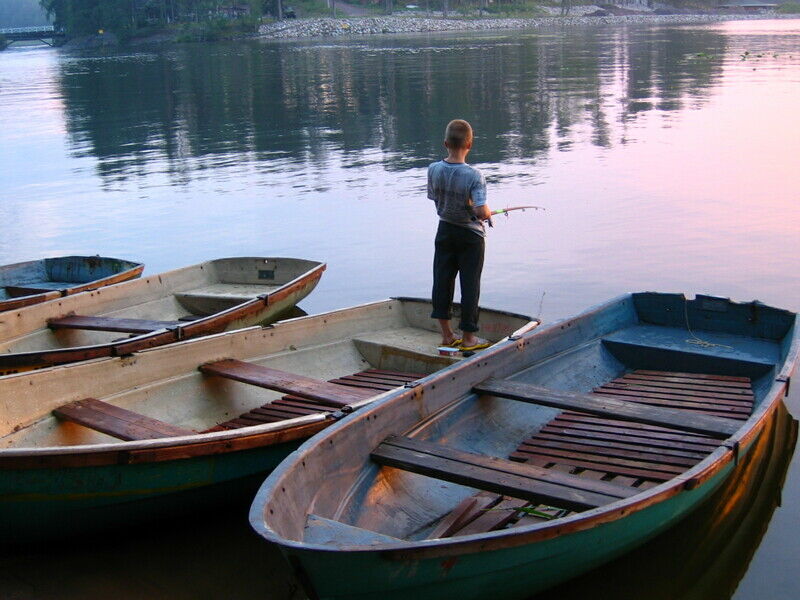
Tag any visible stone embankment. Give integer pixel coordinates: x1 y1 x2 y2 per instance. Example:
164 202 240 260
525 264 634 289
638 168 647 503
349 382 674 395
259 12 794 39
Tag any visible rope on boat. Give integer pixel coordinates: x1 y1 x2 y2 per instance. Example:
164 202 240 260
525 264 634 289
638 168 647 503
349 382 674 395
684 298 734 351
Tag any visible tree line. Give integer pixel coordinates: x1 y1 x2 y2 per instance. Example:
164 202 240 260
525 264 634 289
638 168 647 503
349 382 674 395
39 0 265 37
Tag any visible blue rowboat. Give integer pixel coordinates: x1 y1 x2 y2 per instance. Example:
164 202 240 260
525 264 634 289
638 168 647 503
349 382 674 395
0 255 143 311
0 298 535 542
249 292 798 600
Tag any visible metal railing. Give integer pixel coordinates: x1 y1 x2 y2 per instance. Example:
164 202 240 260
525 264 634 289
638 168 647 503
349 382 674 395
0 26 56 34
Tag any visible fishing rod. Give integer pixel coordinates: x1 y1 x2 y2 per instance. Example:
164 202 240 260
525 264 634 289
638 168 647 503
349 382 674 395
491 205 546 216
485 205 545 227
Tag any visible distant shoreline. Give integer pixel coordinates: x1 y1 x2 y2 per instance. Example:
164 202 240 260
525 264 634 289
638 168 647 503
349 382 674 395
257 12 799 40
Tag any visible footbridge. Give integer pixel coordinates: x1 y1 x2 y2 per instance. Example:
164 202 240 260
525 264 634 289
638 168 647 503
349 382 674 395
0 26 65 47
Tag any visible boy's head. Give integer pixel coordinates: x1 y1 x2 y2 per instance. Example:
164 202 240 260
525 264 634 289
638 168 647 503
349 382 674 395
444 119 473 150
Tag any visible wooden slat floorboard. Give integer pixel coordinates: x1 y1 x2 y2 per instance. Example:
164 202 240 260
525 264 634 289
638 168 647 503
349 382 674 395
511 371 752 484
634 369 751 383
474 379 741 438
204 370 419 432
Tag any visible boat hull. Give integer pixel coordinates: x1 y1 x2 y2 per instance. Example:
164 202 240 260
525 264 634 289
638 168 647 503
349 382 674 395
0 438 304 542
274 440 744 600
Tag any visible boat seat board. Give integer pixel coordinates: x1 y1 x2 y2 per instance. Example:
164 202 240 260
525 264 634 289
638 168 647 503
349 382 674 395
601 324 778 377
474 378 741 439
511 370 752 483
5 284 69 296
204 370 421 432
53 398 195 441
371 435 637 512
48 315 181 334
199 359 376 408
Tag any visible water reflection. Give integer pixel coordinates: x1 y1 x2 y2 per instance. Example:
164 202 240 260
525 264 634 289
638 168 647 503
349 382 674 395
533 402 798 600
57 26 729 186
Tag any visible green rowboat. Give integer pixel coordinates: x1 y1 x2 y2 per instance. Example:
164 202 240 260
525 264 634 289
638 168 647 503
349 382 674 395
249 292 798 600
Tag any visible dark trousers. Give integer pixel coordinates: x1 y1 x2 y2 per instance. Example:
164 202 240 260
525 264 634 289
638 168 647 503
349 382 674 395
431 221 485 333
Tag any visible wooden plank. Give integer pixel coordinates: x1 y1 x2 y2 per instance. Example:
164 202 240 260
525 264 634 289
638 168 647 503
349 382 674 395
53 398 195 441
199 359 374 408
519 439 699 468
48 315 180 334
540 424 717 454
509 450 674 482
634 369 751 383
363 369 426 379
337 374 409 386
621 373 752 390
512 445 687 475
598 381 753 402
592 388 752 413
273 397 336 412
531 431 709 460
455 497 530 536
593 389 753 413
372 436 637 512
474 378 741 439
554 413 721 442
4 285 58 296
427 492 501 539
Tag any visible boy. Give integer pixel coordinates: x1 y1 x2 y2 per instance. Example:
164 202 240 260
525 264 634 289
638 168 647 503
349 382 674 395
428 119 491 352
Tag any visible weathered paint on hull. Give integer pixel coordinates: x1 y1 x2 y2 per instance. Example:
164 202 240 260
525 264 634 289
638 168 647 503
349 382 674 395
0 439 303 542
283 457 739 600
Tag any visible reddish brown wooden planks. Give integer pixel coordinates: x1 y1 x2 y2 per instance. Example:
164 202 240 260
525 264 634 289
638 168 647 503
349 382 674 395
200 359 374 408
48 315 180 334
54 398 195 441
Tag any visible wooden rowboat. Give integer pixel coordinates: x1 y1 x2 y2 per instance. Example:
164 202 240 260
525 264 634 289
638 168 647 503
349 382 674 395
0 257 324 373
0 298 535 541
249 292 799 600
0 255 144 312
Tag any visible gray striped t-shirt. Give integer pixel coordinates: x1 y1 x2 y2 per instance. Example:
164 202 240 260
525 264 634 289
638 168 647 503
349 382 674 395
427 160 487 237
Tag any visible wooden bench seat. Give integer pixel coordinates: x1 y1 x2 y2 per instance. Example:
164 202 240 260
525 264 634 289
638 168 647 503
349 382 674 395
53 398 195 441
199 359 377 408
5 284 67 296
474 378 741 439
371 435 637 513
48 315 181 334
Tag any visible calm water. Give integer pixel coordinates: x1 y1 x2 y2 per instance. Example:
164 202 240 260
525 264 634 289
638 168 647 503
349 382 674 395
1 18 799 599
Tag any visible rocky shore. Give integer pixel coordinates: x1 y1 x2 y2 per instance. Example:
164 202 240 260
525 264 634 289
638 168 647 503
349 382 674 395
258 12 796 39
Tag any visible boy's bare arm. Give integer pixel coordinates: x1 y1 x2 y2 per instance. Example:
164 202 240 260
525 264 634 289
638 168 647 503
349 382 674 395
474 204 491 221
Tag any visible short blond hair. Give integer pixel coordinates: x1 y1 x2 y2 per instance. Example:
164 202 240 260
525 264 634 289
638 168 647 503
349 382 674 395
445 119 473 149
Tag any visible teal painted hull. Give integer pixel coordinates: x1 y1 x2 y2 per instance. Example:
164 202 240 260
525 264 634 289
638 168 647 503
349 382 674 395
0 439 302 542
284 460 735 600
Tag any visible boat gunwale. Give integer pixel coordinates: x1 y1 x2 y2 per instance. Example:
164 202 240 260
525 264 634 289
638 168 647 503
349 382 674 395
249 292 798 558
0 258 325 368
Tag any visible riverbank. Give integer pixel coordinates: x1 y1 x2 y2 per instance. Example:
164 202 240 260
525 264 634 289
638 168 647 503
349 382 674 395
258 12 799 39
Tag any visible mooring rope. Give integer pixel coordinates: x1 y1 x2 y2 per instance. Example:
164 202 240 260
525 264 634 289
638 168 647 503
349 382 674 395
684 298 734 350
